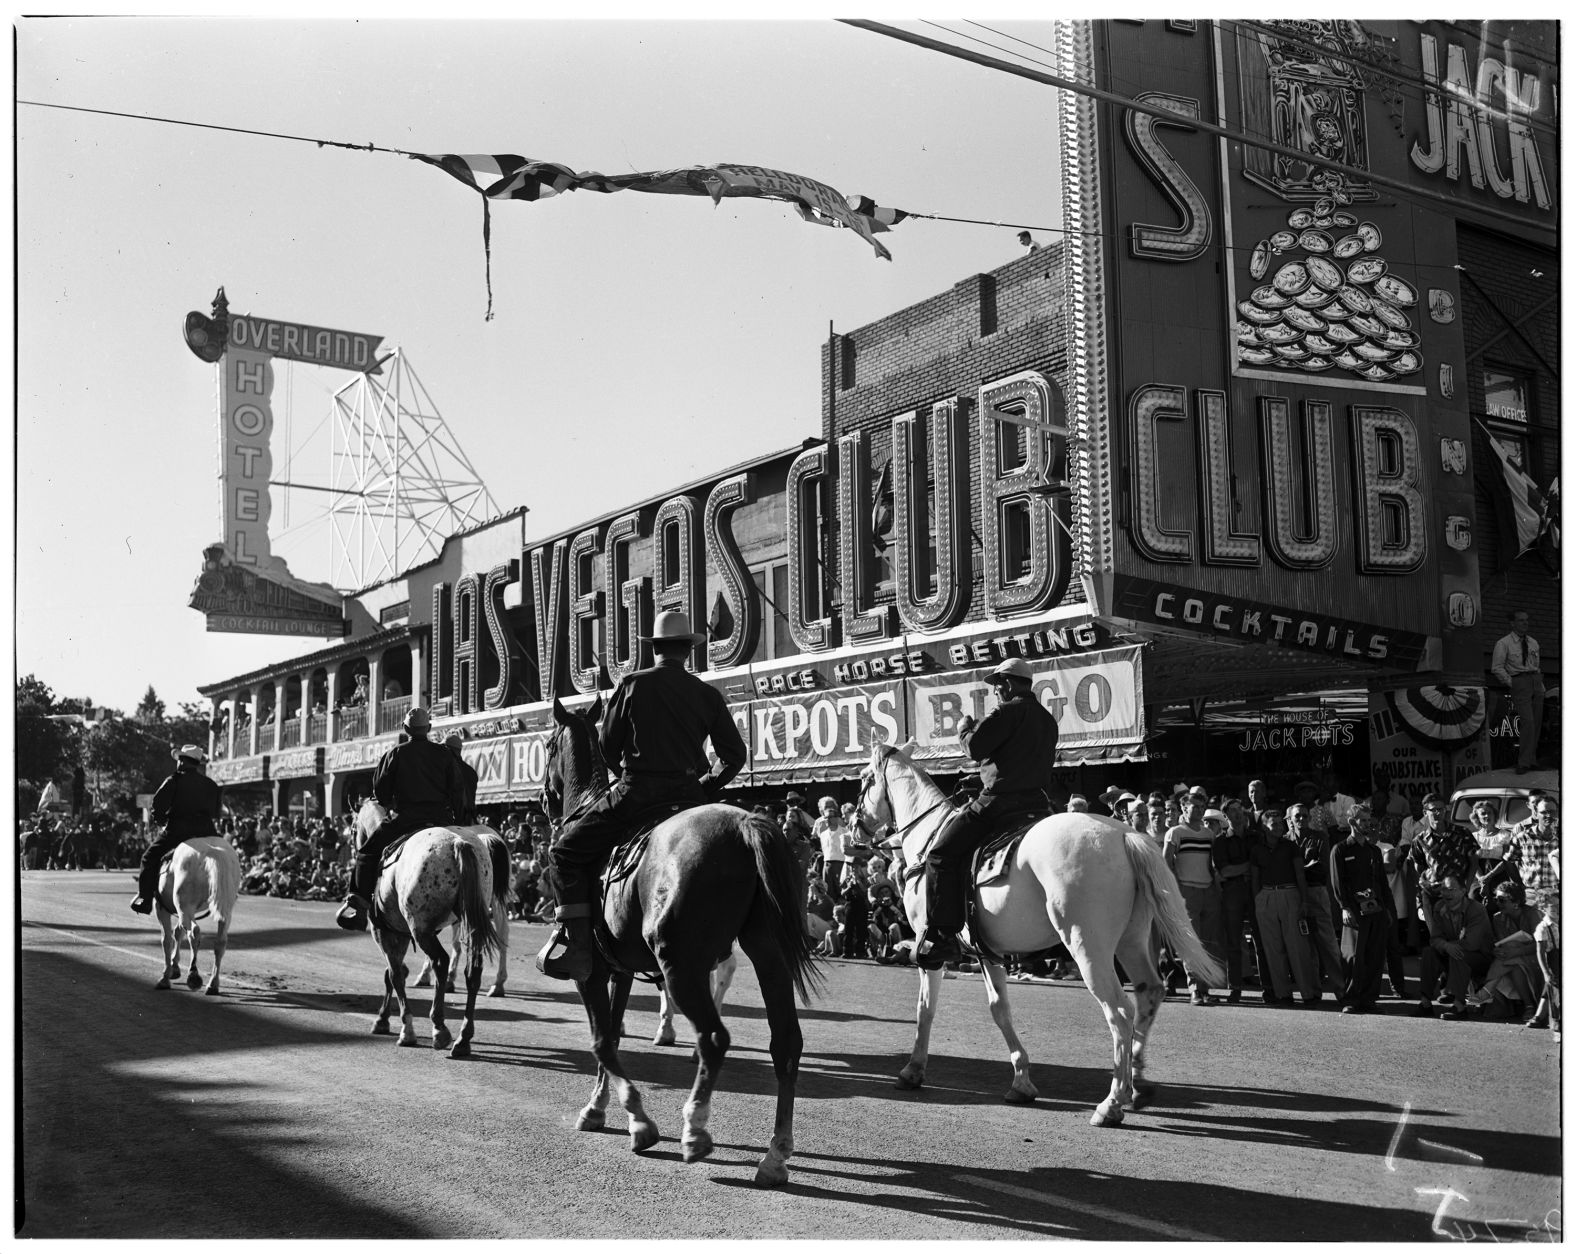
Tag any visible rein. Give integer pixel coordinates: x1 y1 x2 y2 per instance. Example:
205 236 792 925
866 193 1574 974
863 753 961 884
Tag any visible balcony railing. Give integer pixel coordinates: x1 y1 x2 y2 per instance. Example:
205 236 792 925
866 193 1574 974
210 737 230 761
280 718 303 748
381 695 412 730
306 713 327 744
337 706 368 740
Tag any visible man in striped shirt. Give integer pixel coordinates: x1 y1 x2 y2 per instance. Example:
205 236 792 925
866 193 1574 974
1163 786 1226 1005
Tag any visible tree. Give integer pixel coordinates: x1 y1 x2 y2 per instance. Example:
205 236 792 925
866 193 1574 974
81 715 169 811
15 674 81 794
170 701 212 753
134 685 166 724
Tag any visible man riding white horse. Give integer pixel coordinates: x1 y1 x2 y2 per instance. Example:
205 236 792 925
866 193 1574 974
336 706 467 932
131 744 224 914
916 657 1059 967
536 610 749 982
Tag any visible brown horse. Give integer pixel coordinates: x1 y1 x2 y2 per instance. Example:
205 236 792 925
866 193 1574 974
546 696 821 1186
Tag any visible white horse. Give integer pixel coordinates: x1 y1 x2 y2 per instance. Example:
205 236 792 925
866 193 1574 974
154 836 241 995
857 743 1224 1126
652 950 738 1046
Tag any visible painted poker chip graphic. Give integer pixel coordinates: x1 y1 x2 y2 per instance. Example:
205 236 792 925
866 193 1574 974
1385 685 1486 750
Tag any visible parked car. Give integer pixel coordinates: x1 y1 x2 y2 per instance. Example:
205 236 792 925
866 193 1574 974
1447 768 1560 836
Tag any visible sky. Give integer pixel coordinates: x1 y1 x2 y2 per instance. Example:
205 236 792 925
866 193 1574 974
14 15 1067 716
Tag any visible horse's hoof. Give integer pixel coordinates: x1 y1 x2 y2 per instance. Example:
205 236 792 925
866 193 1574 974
433 1027 453 1050
153 977 171 991
486 983 505 998
681 1130 714 1163
1129 1083 1157 1110
397 1028 418 1047
448 1040 471 1060
895 1069 924 1090
1090 1102 1125 1127
1003 1086 1038 1104
754 1159 790 1188
371 1020 391 1036
629 1120 660 1153
186 973 203 990
652 1026 677 1047
575 1107 606 1132
204 983 220 997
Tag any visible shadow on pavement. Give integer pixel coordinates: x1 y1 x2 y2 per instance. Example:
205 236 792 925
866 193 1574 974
19 947 429 1238
715 1150 1442 1240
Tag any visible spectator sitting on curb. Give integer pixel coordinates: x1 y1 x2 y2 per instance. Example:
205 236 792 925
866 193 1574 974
1412 873 1494 1020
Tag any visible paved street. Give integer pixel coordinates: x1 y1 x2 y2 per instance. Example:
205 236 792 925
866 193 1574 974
18 870 1563 1240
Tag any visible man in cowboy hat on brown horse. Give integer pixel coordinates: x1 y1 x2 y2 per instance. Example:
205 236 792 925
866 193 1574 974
915 656 1060 967
130 743 223 914
336 705 467 931
536 609 748 981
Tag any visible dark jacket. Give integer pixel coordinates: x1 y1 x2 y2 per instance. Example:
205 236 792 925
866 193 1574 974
961 691 1059 796
372 734 465 818
1329 836 1391 917
453 754 480 821
600 657 747 794
151 765 222 836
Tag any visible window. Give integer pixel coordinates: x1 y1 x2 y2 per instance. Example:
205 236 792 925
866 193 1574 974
1483 366 1532 425
750 562 795 662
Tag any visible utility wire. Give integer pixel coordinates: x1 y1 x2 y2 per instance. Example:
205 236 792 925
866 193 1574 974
839 19 1556 238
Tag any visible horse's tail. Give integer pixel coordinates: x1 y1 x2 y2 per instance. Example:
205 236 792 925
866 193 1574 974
485 833 513 909
207 842 241 924
453 838 501 964
738 812 825 1003
1123 832 1227 989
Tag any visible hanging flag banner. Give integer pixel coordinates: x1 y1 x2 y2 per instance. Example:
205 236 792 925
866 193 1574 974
1478 418 1558 559
413 151 909 316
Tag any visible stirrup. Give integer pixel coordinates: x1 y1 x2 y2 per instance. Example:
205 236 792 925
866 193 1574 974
915 929 962 971
535 923 592 982
335 897 369 932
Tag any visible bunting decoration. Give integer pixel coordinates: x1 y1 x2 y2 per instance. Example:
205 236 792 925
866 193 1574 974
413 152 910 317
870 458 895 553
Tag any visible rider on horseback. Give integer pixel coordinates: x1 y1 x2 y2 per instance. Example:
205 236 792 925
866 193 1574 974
536 610 748 982
336 706 467 932
130 744 223 914
916 657 1059 967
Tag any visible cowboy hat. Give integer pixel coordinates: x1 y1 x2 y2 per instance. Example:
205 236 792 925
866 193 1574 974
1098 784 1126 804
405 706 432 732
173 744 208 763
988 657 1034 683
641 609 706 644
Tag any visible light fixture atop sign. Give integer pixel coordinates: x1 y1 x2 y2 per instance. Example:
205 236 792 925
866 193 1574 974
183 287 230 363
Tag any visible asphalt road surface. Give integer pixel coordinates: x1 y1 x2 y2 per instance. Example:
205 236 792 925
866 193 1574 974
18 870 1563 1240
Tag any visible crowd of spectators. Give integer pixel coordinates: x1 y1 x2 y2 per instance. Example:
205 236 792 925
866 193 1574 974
22 772 1558 1028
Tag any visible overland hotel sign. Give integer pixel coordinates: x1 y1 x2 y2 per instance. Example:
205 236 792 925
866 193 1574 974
183 287 384 637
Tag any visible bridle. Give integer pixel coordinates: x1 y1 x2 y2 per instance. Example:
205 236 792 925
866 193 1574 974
545 718 610 831
858 750 962 886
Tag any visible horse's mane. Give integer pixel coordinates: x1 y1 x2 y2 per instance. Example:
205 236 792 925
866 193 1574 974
875 742 948 805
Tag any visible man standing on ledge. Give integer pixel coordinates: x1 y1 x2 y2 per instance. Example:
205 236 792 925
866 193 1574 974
536 610 748 982
336 706 465 931
916 657 1059 968
1491 610 1545 773
130 744 222 914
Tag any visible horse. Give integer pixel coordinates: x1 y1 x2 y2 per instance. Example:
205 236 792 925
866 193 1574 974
353 799 510 1060
652 949 737 1046
413 907 512 997
153 836 242 995
546 696 820 1186
856 742 1224 1126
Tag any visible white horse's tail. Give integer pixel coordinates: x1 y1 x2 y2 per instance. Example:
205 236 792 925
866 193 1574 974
1123 832 1227 990
453 838 501 964
207 842 241 924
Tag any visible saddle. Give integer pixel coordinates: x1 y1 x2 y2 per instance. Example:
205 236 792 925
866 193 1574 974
964 811 1067 966
587 803 690 981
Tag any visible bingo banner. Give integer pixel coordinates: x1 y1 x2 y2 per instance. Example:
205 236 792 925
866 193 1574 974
908 646 1146 770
